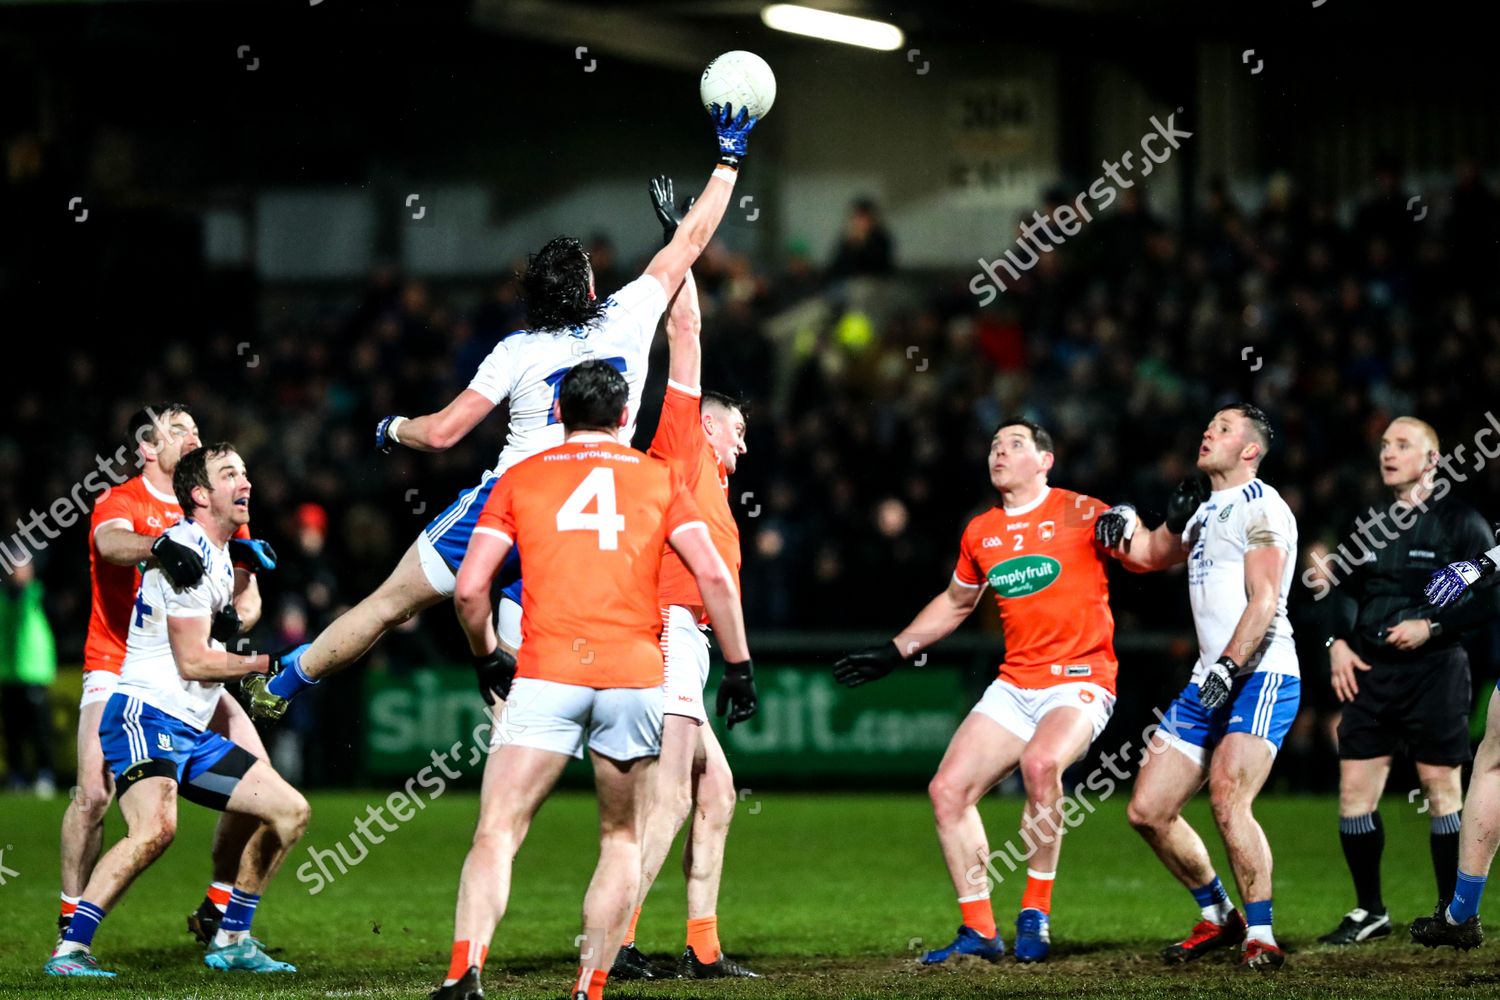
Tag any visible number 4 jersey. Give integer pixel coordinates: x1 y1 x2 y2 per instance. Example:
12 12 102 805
473 434 705 689
952 486 1119 693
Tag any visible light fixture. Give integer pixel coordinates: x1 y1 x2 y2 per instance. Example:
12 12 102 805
760 4 905 51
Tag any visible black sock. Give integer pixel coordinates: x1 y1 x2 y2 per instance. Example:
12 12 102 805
1431 811 1462 909
1339 811 1385 914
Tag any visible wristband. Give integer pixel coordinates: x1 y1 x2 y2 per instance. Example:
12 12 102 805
712 165 739 183
388 416 406 445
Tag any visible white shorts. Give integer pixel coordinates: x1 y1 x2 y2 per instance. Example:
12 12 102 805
661 605 711 724
80 669 119 709
497 676 663 761
416 531 457 597
971 679 1115 743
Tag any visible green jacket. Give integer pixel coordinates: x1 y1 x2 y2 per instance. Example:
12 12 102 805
0 579 57 686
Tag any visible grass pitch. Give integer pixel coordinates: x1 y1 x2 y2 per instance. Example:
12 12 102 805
2 790 1497 999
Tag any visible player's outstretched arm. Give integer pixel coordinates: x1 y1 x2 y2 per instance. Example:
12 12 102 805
666 269 702 390
893 578 985 662
96 525 206 587
1099 477 1205 572
835 579 983 687
376 389 497 454
643 104 757 299
167 612 270 682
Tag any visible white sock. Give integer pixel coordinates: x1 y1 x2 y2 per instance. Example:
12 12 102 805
1247 924 1276 946
1202 900 1234 923
53 940 89 957
212 928 246 948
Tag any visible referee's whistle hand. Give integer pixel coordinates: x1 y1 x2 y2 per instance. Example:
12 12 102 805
1383 619 1431 651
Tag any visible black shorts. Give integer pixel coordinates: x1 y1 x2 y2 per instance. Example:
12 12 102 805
1337 646 1472 765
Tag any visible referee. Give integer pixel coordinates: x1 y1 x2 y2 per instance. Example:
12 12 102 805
1319 417 1500 945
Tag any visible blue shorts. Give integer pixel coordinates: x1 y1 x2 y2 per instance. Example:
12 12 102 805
99 694 253 810
1156 672 1301 765
423 474 523 603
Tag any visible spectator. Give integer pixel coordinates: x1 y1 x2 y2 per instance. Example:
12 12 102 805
0 561 58 797
828 197 894 278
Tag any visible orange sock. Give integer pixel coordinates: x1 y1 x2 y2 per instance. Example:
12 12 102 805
60 894 79 920
446 940 489 982
206 882 233 912
1021 869 1055 914
573 966 608 1000
958 894 997 938
623 906 642 947
686 915 721 964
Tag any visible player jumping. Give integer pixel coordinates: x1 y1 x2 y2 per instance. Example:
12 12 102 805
1409 522 1500 949
611 180 757 981
59 404 278 953
833 420 1128 964
244 104 758 721
45 444 308 977
432 361 755 1000
1096 403 1299 971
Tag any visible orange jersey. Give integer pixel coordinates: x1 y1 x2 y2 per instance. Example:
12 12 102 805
953 487 1118 693
648 382 741 620
85 474 254 673
474 435 704 688
85 475 184 672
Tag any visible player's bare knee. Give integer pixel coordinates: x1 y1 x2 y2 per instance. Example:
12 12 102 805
928 774 963 822
1208 773 1250 820
1126 792 1167 834
71 784 115 825
279 792 312 840
701 772 737 830
1020 752 1062 798
135 814 178 857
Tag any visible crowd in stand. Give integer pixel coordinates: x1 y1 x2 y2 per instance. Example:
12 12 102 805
5 156 1500 788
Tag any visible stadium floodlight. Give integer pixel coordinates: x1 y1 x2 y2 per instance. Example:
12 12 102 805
759 4 905 51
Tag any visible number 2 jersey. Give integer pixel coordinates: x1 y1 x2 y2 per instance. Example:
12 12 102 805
474 435 704 689
952 486 1119 693
465 275 668 476
117 519 239 731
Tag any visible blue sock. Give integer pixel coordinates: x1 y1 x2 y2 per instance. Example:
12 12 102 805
221 889 261 934
267 648 317 700
1449 870 1487 923
62 901 106 948
1244 898 1273 928
1190 876 1230 909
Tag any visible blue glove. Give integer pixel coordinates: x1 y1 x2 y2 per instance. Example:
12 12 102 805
231 537 278 572
711 103 757 170
375 415 402 453
1426 554 1494 607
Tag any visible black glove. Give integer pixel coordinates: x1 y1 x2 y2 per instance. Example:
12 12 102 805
210 605 242 644
1166 476 1210 535
230 537 278 572
1094 504 1137 549
151 534 205 588
473 648 517 706
715 659 758 728
649 176 681 246
832 641 905 688
1199 655 1238 710
375 415 403 454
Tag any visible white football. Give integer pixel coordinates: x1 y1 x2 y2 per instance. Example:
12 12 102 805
700 50 776 121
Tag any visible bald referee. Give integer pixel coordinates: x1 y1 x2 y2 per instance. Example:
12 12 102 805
1318 417 1500 945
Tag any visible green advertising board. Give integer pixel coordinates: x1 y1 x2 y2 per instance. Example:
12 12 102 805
362 663 972 782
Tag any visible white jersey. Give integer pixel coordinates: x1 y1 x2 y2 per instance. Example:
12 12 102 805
1182 478 1299 682
467 274 668 478
117 519 238 730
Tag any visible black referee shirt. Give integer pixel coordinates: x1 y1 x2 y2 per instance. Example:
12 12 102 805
1327 492 1500 663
